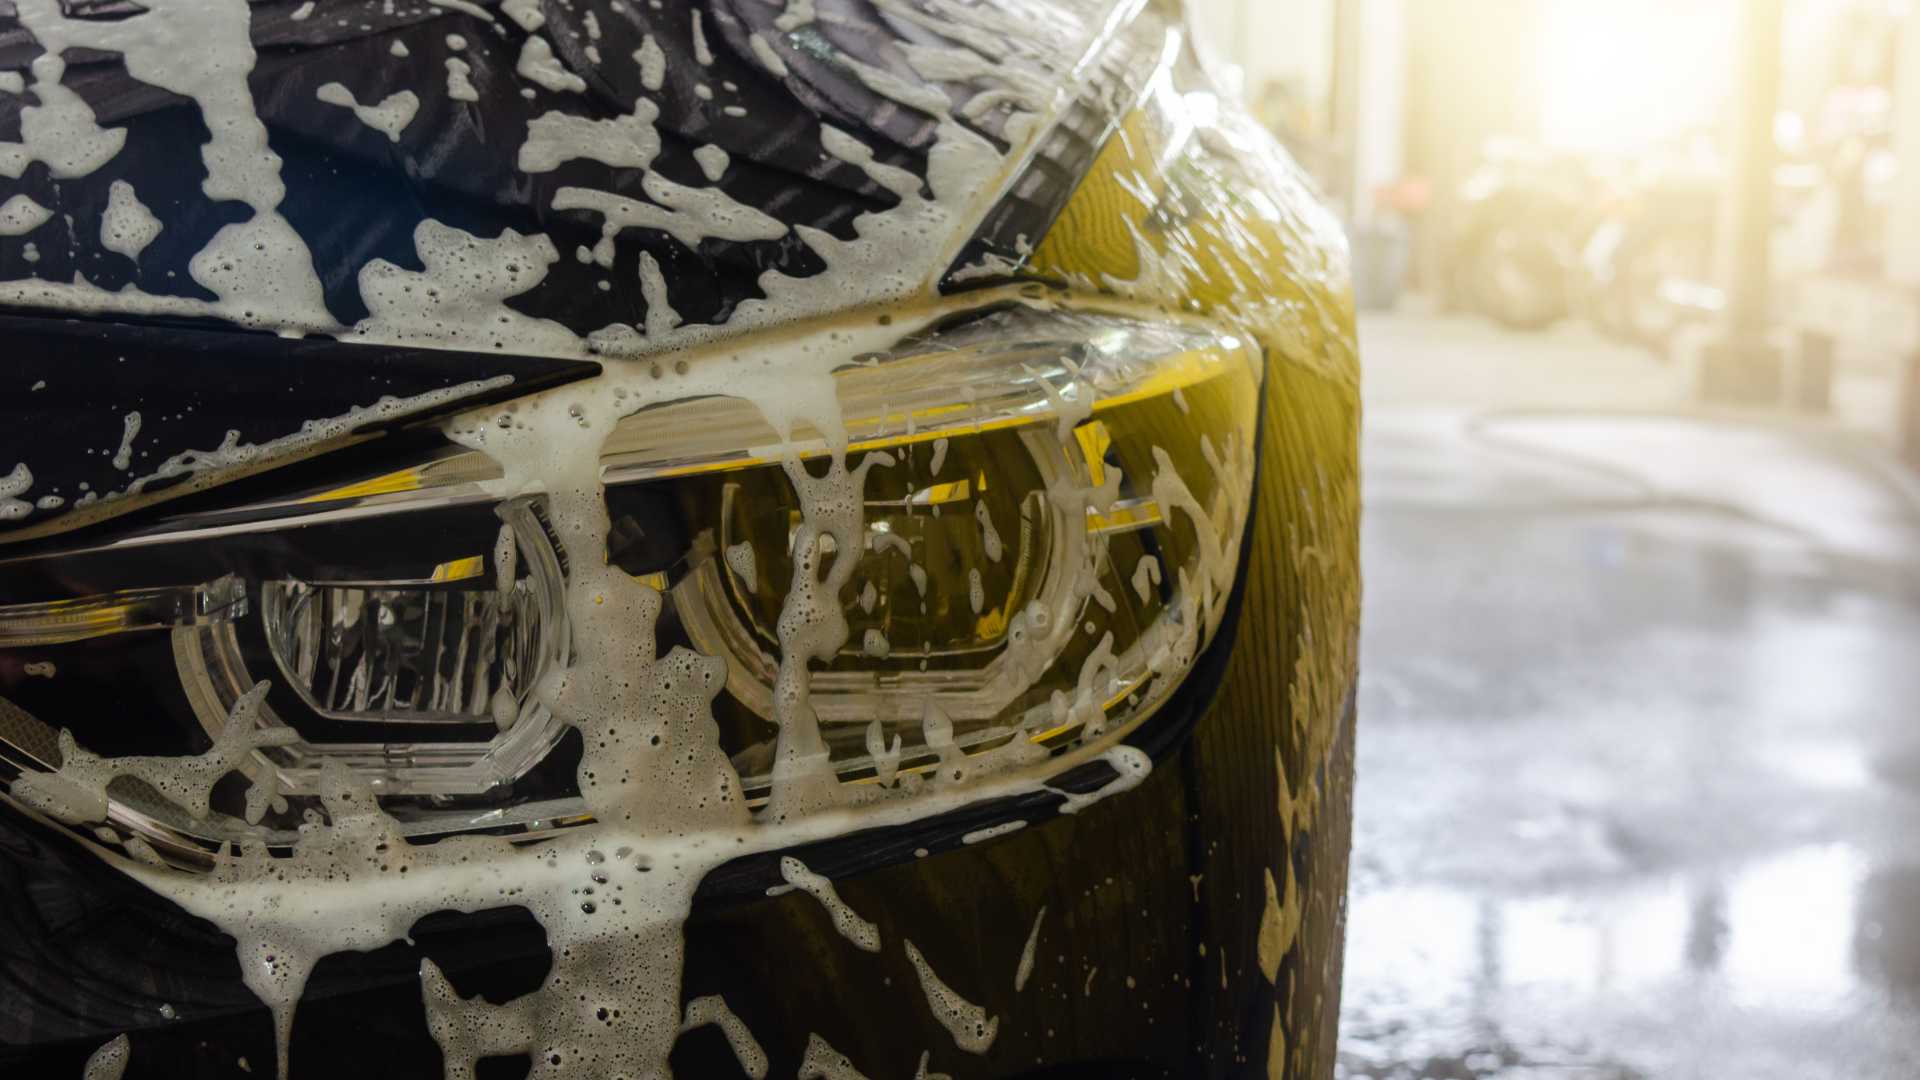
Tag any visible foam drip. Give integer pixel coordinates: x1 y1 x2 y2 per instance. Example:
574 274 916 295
903 939 998 1054
81 1034 130 1080
779 855 881 952
681 996 768 1079
1014 906 1045 991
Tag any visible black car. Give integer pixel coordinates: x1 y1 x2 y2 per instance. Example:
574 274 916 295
0 1 1360 1077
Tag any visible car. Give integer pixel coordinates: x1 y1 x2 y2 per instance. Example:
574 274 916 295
0 1 1359 1077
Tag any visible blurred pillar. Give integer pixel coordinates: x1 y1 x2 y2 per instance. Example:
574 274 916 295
1401 1 1543 295
1890 11 1920 467
1700 0 1785 405
1330 0 1361 216
1890 11 1920 287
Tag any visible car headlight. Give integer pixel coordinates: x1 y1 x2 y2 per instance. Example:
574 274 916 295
0 294 1258 858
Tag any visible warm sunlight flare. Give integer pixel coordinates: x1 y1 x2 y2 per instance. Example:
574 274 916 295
1539 0 1735 152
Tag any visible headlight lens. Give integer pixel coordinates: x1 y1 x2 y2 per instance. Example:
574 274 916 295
0 298 1258 857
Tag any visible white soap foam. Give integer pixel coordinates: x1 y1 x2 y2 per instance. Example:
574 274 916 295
110 411 141 471
0 463 33 520
689 10 715 66
0 194 51 236
100 181 163 261
519 99 662 172
5 0 331 332
797 1034 869 1080
445 59 480 103
0 46 125 181
723 539 758 592
636 36 667 92
681 995 768 1079
749 34 788 78
960 819 1024 844
692 143 731 182
779 855 881 952
81 1034 130 1080
1014 905 1044 991
974 500 1003 563
903 939 998 1053
1131 554 1161 606
517 36 587 94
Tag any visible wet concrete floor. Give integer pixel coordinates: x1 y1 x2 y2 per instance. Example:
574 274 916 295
1339 309 1920 1079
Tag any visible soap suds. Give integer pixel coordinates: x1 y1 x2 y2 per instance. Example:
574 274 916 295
1257 862 1298 983
12 682 294 827
82 1034 130 1080
975 501 1003 562
749 34 788 78
692 143 731 182
110 411 141 471
517 36 587 94
690 10 715 66
724 539 758 592
961 819 1024 844
0 194 51 236
637 251 681 337
429 0 495 24
820 125 924 200
636 36 667 92
502 0 545 32
552 179 785 254
775 0 818 33
347 222 578 355
904 940 998 1053
519 99 661 173
100 181 163 260
779 855 881 953
798 1034 870 1080
445 59 480 103
3 0 332 332
0 46 125 181
1131 554 1161 605
681 996 768 1079
0 463 33 520
316 83 420 142
1014 906 1045 991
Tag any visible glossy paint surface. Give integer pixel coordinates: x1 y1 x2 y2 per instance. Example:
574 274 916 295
0 2 1360 1076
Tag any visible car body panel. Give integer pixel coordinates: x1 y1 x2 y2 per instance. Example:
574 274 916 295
0 1 1358 1076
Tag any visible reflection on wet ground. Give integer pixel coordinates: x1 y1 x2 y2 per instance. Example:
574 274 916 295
1340 311 1920 1079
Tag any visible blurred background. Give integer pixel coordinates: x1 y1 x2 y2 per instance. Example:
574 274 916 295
1192 1 1920 1077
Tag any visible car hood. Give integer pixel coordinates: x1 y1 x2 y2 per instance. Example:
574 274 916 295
0 0 1130 537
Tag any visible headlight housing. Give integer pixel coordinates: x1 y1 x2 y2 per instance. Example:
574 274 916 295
0 292 1258 860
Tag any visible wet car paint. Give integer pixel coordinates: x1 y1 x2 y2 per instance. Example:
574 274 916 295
0 1 1359 1076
